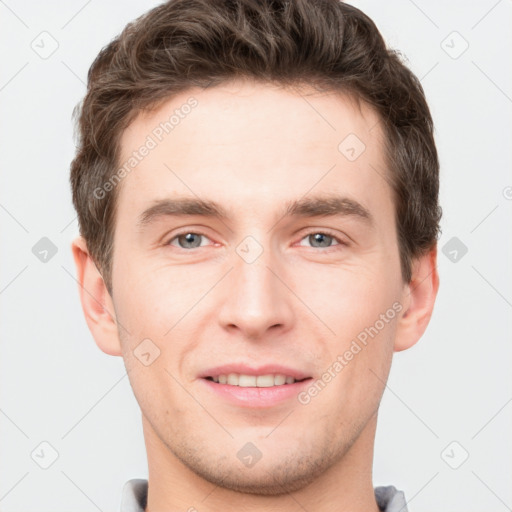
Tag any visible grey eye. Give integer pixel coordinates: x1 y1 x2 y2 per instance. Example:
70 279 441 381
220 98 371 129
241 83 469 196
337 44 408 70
307 233 336 248
172 233 205 249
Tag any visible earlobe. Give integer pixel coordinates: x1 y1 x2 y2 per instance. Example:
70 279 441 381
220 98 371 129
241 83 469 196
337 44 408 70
394 245 440 352
71 236 122 356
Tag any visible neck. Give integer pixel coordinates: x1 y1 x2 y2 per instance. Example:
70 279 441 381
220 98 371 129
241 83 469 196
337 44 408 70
142 412 381 512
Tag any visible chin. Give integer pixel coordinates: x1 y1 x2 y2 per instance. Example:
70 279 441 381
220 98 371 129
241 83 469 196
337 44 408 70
170 438 339 496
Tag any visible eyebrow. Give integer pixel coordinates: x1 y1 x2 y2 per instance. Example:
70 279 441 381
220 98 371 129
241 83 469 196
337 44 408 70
137 194 374 229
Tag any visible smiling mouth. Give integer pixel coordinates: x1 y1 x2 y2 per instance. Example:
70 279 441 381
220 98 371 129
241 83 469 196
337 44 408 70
204 374 312 387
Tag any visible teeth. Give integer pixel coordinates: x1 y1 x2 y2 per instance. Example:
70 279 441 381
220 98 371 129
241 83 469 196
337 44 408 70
239 375 257 387
256 375 276 387
211 373 299 387
273 374 286 386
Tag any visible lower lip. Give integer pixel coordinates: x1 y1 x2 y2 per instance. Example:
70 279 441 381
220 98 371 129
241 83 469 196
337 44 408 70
200 378 313 408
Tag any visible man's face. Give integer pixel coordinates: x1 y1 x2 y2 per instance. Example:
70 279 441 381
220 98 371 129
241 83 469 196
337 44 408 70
110 81 408 494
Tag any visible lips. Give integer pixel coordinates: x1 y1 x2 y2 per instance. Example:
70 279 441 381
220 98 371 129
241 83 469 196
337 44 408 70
198 364 314 408
198 363 312 384
196 363 314 407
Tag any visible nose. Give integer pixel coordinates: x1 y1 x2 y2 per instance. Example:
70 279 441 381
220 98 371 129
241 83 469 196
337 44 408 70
216 240 295 340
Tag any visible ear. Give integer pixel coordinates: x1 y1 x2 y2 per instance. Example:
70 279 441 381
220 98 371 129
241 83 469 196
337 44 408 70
71 236 122 356
394 244 440 352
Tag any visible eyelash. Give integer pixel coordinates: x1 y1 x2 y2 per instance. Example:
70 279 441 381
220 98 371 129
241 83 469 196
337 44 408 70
165 229 348 252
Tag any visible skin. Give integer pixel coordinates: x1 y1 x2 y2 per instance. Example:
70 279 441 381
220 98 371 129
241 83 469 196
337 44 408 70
72 80 439 512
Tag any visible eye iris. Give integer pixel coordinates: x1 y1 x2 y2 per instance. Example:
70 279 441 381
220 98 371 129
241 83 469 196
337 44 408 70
309 233 333 248
178 233 202 248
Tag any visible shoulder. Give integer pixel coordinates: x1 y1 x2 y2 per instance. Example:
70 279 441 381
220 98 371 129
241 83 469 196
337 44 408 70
374 485 408 512
119 479 148 512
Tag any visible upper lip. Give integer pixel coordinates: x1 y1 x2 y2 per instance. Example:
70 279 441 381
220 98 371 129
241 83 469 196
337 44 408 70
198 363 312 380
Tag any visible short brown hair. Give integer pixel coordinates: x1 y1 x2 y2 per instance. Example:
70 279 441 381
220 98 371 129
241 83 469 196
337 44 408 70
70 0 442 293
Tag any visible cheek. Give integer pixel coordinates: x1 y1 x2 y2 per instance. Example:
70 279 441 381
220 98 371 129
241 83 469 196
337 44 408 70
121 349 189 437
295 260 399 390
112 259 212 382
300 313 396 426
112 257 193 334
291 258 396 335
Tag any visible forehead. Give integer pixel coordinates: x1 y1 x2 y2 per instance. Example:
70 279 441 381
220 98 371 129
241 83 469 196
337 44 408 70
116 80 392 229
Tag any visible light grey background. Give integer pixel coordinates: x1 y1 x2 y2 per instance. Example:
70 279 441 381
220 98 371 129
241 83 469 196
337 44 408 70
1 1 511 511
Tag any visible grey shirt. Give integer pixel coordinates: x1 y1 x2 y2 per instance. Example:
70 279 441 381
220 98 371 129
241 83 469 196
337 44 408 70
120 479 408 512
